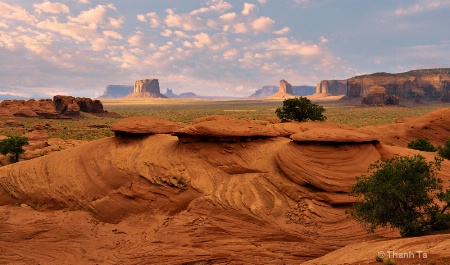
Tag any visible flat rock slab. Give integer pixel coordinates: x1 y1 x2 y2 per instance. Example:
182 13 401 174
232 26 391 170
291 128 378 143
110 117 184 134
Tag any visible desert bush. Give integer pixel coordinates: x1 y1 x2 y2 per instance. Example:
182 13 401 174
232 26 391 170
275 97 326 122
437 139 450 159
407 138 436 152
0 135 29 163
347 154 450 237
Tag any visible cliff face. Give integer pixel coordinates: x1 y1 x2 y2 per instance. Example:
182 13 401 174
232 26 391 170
315 80 347 95
346 68 450 101
98 85 133 98
126 79 167 98
268 80 296 99
292 86 316 96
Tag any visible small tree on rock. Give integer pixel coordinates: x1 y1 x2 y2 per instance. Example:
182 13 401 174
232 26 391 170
407 138 436 152
0 135 29 163
437 139 450 159
275 97 326 122
347 154 450 237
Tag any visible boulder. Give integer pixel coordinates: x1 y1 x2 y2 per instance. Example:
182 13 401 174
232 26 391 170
111 117 184 135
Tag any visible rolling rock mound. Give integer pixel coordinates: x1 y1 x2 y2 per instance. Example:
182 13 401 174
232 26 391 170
0 113 450 264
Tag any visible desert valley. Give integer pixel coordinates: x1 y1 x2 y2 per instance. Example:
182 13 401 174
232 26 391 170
0 68 450 264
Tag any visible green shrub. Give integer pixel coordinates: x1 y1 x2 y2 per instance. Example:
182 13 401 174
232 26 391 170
407 138 436 152
437 139 450 159
347 154 450 237
0 135 29 163
275 97 326 122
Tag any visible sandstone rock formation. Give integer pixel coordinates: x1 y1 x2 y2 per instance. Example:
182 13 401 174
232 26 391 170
174 115 280 142
111 117 184 135
164 88 178 98
346 68 450 101
315 80 347 95
126 79 167 98
0 97 105 118
98 85 134 98
361 85 400 105
0 99 59 118
0 110 449 263
268 79 296 99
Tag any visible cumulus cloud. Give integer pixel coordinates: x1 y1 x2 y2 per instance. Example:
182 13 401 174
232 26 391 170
69 5 110 26
193 32 212 48
223 49 239 60
219 12 237 22
33 1 70 14
0 3 36 23
242 3 256 15
233 23 248 34
274 27 290 35
251 16 275 32
395 0 450 16
103 30 123 39
190 0 232 15
165 11 203 31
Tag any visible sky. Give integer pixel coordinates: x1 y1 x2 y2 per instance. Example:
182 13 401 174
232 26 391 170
0 0 449 98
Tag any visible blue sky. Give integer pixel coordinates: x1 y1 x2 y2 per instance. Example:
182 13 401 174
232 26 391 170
0 0 449 97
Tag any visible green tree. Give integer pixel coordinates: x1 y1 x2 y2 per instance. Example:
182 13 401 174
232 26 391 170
407 138 436 152
0 135 29 163
437 139 450 159
275 97 326 122
347 155 450 237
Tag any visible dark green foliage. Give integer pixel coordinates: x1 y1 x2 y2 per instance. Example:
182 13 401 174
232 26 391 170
347 154 450 237
407 138 436 152
275 97 326 122
0 135 29 163
437 139 450 159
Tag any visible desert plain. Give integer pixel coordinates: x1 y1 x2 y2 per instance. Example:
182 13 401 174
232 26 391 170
0 98 450 265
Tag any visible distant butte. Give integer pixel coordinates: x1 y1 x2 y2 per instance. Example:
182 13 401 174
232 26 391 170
126 78 167 98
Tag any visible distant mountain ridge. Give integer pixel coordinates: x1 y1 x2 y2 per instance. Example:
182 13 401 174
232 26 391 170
250 85 315 98
98 85 133 98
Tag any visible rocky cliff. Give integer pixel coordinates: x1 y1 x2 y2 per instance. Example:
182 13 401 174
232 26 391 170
268 80 296 99
346 68 450 101
315 80 347 95
98 85 133 98
126 79 167 98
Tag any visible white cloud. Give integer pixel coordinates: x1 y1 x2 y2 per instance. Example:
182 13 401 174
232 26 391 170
79 0 89 3
0 3 36 23
190 0 232 15
161 29 172 37
165 12 203 31
103 30 123 39
128 31 145 46
395 0 450 16
242 3 256 15
258 0 267 4
252 16 275 32
109 17 123 28
320 36 329 43
233 23 248 34
138 12 160 28
174 31 190 39
274 27 290 35
137 14 146 23
219 12 237 22
34 1 70 14
223 49 239 60
193 32 212 48
70 5 109 26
